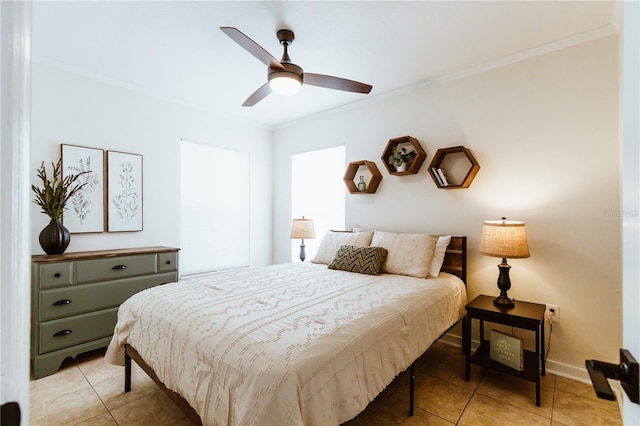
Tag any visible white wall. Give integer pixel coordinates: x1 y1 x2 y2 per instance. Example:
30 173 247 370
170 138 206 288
273 35 620 379
31 62 274 267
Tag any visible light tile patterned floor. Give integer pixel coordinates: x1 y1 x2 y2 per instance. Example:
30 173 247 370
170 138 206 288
30 342 622 425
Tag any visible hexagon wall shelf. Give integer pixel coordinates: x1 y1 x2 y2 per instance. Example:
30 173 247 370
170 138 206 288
381 136 427 175
427 146 480 189
343 160 382 194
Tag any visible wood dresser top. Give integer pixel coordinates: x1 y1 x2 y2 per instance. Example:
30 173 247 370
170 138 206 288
32 246 180 263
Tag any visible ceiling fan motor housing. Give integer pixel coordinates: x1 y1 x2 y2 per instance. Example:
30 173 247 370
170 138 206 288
268 62 303 96
268 62 303 83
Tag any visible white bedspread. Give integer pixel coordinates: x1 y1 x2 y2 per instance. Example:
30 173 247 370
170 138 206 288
105 262 466 426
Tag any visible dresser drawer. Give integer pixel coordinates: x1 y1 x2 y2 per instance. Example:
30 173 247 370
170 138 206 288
39 308 118 354
158 251 178 273
76 254 156 283
39 272 176 321
37 262 74 289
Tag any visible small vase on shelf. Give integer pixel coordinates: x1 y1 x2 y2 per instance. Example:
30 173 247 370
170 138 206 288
357 176 367 192
396 162 408 172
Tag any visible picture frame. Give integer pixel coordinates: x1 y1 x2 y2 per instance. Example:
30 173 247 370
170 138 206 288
489 329 524 371
61 144 105 233
107 150 143 232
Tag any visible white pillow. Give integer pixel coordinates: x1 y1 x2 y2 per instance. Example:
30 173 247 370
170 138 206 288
311 230 375 264
428 235 452 277
371 231 439 278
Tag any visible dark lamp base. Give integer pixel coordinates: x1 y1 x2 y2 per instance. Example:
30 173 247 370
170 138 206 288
493 259 515 308
493 295 515 308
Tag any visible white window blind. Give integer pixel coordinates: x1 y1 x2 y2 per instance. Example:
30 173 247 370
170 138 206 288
180 140 250 274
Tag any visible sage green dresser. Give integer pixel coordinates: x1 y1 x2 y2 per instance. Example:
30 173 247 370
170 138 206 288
31 246 179 379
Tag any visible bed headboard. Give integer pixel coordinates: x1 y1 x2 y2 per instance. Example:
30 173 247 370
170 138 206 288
441 236 467 285
329 231 467 285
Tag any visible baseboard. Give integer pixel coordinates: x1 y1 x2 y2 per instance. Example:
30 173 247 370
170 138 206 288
439 332 464 348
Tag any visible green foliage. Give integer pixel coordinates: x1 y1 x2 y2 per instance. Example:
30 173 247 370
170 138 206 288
387 146 417 167
31 159 89 220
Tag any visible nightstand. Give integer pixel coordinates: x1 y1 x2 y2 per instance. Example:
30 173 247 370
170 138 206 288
463 295 546 406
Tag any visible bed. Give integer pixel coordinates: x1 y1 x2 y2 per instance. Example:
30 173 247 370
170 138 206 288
105 233 467 425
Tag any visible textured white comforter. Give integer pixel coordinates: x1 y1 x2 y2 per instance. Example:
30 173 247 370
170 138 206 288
105 262 466 426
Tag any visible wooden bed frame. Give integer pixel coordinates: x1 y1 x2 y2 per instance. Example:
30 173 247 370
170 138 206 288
123 236 467 425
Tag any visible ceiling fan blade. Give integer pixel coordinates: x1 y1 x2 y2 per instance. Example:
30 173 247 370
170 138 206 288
242 83 272 107
220 27 284 70
304 73 372 94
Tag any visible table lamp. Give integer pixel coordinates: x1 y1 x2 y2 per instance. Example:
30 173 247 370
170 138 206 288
479 217 530 308
290 217 315 262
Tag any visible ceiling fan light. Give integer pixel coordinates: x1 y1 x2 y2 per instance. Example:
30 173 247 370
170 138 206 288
269 73 302 96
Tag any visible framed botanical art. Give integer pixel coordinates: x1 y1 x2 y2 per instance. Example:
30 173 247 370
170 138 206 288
61 144 105 233
107 150 143 232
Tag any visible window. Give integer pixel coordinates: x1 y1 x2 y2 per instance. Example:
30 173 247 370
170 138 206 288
291 146 345 261
180 140 250 274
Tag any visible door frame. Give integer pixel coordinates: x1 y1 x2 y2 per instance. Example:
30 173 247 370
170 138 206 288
0 1 32 423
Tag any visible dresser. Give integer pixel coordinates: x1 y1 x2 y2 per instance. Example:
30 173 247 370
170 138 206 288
31 246 179 379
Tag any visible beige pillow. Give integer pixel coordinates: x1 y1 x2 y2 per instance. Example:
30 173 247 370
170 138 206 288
371 231 439 278
311 230 374 264
428 235 452 277
328 245 388 275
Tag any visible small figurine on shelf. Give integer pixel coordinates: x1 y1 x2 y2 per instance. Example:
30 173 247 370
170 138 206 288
387 147 417 172
357 176 367 192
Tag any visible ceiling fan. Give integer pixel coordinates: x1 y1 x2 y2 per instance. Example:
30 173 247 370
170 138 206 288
220 27 373 107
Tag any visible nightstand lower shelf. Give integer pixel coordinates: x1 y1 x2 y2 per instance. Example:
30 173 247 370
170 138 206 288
471 341 540 382
464 295 546 407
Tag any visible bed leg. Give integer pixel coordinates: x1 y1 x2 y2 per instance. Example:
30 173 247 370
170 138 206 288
409 363 415 416
125 346 132 393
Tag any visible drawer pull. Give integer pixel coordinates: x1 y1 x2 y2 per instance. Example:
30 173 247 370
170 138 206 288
52 299 72 306
54 273 61 278
165 260 171 265
53 330 72 337
112 264 127 270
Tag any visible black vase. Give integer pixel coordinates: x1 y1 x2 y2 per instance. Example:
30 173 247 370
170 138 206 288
39 218 71 255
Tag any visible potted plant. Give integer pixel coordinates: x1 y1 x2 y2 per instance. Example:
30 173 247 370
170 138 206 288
32 159 88 255
387 147 417 172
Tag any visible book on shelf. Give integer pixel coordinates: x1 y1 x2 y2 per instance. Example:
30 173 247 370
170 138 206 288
490 329 524 371
431 167 444 186
436 167 450 186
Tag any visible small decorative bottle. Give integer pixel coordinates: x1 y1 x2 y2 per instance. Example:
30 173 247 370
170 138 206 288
358 176 367 192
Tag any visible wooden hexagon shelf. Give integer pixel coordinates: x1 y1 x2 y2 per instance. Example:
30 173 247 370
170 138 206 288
343 160 382 194
381 136 427 175
428 146 480 189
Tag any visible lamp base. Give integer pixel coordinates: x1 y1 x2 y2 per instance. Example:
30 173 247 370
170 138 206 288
494 259 515 308
299 240 306 262
493 295 515 308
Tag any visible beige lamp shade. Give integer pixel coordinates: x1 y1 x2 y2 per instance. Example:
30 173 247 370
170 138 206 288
290 218 315 239
479 219 530 259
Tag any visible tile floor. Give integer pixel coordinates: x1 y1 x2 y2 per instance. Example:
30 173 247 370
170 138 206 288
30 341 622 425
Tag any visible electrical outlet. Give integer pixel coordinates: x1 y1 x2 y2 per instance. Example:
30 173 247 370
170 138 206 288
546 304 560 323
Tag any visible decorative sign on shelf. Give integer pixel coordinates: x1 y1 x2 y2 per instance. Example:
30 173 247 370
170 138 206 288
490 329 524 371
